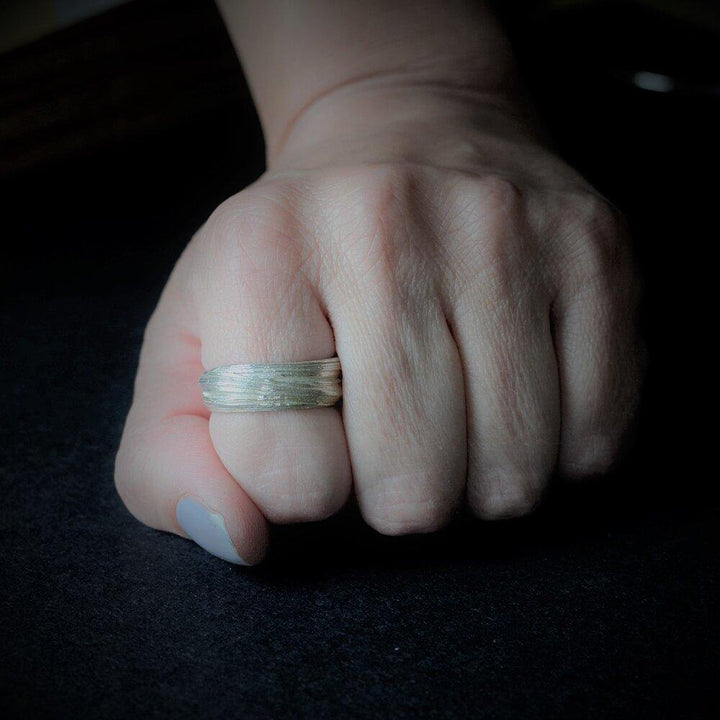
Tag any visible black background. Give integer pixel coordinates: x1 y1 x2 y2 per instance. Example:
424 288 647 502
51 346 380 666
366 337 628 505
1 0 718 717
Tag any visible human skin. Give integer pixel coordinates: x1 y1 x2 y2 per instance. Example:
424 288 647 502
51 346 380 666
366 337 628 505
114 1 645 565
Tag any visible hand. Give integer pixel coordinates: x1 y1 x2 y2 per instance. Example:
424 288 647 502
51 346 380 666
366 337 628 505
115 84 644 564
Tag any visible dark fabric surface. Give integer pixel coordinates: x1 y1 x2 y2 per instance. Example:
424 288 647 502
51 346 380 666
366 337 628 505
1 1 718 718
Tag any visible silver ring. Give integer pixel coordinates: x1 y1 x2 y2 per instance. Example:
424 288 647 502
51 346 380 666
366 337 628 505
199 357 342 413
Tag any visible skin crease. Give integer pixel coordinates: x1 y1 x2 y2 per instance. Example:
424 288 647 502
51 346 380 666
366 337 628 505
114 2 645 565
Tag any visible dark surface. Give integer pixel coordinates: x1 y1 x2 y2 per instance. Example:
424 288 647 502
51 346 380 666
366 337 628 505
1 1 718 718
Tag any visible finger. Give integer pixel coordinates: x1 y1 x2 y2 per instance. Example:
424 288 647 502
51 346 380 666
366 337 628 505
115 249 269 565
198 194 353 524
552 210 644 477
326 201 466 534
338 300 466 535
452 253 560 520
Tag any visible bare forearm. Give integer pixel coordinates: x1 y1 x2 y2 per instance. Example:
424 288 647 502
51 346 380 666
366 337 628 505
216 0 519 162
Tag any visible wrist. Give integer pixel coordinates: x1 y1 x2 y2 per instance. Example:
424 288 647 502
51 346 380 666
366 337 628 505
217 1 531 168
267 76 540 174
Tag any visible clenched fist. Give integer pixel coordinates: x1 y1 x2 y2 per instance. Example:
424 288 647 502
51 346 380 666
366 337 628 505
115 73 644 564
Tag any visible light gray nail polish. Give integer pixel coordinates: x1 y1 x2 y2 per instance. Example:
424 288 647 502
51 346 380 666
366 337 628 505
176 497 247 565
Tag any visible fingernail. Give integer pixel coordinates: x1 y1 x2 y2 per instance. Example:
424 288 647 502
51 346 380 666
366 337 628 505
176 497 247 565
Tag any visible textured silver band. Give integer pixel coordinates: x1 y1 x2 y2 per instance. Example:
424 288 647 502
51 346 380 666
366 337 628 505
199 357 342 412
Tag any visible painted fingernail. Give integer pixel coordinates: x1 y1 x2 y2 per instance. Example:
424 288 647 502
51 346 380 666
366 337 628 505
176 497 247 565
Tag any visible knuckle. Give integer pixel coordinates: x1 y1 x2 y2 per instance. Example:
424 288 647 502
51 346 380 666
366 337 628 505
333 163 413 237
268 481 346 524
202 194 256 254
368 505 449 536
563 190 624 238
469 470 544 521
476 174 524 217
448 175 530 294
560 433 619 479
559 193 631 291
577 191 621 226
364 478 453 536
201 189 303 275
559 349 645 482
331 166 435 322
252 461 348 524
226 426 348 524
446 173 524 234
350 162 416 210
337 164 416 273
